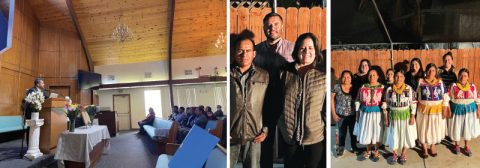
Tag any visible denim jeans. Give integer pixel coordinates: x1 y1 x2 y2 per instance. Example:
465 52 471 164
230 142 261 168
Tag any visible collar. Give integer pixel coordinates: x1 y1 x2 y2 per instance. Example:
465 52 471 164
233 63 255 75
440 66 455 73
264 38 284 49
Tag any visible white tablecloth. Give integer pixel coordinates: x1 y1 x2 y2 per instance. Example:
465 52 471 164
54 125 110 168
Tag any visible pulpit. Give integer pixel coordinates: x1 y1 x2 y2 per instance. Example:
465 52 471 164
39 98 68 154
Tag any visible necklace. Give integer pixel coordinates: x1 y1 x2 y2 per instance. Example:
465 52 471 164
457 82 470 92
425 78 437 85
392 83 406 95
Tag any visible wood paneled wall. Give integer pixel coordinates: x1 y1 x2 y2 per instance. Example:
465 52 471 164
38 27 91 105
0 0 92 116
0 0 40 116
331 49 480 86
231 7 326 50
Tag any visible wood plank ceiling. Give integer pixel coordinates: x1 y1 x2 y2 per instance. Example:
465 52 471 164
29 0 77 33
29 0 226 66
172 0 226 59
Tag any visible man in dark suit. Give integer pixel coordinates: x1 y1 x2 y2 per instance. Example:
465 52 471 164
25 78 48 120
22 78 48 148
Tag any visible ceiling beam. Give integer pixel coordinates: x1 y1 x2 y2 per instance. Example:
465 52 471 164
65 0 94 72
97 77 227 90
167 0 175 108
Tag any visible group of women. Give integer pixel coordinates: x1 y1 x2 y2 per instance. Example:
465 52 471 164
332 53 480 165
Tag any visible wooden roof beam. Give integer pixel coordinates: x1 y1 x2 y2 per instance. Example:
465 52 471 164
65 0 94 72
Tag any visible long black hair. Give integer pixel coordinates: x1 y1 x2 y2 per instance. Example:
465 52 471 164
409 58 424 77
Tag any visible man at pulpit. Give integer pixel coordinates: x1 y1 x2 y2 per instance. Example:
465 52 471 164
23 78 48 147
25 78 48 119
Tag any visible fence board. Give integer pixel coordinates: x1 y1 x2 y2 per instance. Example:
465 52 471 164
231 8 237 34
249 8 264 44
321 8 326 50
285 8 298 42
237 7 250 34
469 49 476 83
310 7 322 49
231 7 326 50
332 49 480 87
298 7 310 36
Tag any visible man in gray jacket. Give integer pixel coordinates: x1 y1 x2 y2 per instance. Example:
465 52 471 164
230 36 269 168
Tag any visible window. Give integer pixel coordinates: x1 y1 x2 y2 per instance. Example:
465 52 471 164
144 90 162 118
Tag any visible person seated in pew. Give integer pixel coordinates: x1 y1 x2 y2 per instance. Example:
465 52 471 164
214 105 224 119
175 107 186 123
167 106 179 121
205 106 216 120
187 107 208 129
137 107 156 134
180 107 195 127
176 106 209 143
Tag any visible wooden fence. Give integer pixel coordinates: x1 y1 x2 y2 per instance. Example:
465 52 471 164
230 7 326 50
331 49 480 86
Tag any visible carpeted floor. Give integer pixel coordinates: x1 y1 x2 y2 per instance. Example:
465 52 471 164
93 131 159 168
0 138 56 168
0 130 160 168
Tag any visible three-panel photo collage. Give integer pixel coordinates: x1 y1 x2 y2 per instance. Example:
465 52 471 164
3 0 479 168
228 0 480 168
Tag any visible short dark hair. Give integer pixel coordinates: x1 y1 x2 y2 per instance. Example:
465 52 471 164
291 33 323 67
173 106 178 109
263 12 283 25
425 63 438 78
234 36 256 52
179 107 185 110
394 69 406 77
358 59 371 74
340 70 353 80
367 69 379 83
34 78 43 86
458 68 469 77
443 51 453 61
386 68 394 75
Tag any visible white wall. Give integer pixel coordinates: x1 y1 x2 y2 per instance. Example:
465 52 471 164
172 55 227 80
94 55 227 84
96 82 226 129
95 61 169 84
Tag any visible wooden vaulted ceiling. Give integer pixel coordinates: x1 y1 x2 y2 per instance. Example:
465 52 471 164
29 0 226 66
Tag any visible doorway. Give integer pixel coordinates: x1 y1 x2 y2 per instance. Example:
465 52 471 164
113 94 131 131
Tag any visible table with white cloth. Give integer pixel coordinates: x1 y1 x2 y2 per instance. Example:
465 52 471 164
54 125 111 168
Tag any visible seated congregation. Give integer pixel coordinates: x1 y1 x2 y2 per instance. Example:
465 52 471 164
137 105 226 167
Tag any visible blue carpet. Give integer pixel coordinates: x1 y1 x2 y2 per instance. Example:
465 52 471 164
0 147 25 161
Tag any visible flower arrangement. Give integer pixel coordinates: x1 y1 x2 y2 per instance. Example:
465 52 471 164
24 90 45 112
66 104 82 121
85 105 98 119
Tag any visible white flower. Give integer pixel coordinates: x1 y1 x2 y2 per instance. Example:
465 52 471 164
24 90 45 112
